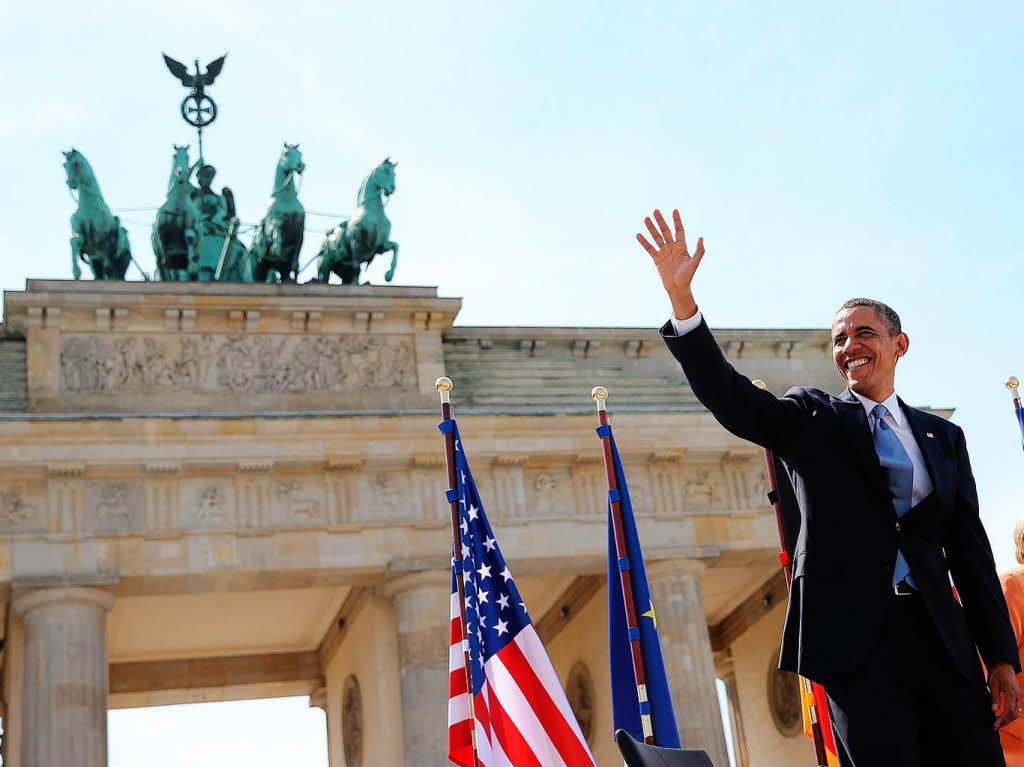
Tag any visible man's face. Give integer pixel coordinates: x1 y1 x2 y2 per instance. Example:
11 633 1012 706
831 306 909 400
198 167 215 187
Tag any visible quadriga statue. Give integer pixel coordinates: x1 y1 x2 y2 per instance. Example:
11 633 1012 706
63 149 133 280
248 143 305 283
153 145 249 281
152 152 200 280
314 158 398 284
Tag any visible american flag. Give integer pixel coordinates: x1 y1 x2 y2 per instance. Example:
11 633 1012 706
443 419 597 767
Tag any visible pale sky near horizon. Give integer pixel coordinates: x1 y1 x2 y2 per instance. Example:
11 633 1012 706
4 1 1024 763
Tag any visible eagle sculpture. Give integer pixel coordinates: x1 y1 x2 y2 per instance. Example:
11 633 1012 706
162 54 227 92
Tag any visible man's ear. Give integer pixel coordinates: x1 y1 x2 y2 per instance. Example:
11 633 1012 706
895 332 910 359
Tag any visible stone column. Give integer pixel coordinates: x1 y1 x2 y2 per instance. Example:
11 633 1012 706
384 570 450 767
647 560 729 766
13 587 114 767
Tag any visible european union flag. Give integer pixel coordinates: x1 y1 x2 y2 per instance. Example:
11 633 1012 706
602 424 681 748
1016 396 1024 451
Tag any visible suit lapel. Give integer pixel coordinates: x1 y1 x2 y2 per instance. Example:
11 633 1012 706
833 389 893 505
899 398 949 501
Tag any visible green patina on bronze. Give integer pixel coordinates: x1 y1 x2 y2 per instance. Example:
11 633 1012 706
64 149 134 281
315 158 399 284
64 53 401 284
249 143 306 283
153 151 201 280
151 145 249 282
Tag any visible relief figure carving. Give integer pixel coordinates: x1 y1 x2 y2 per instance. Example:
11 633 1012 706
192 485 227 525
0 487 38 529
275 480 322 520
61 333 415 395
89 483 133 521
684 467 722 509
368 473 402 511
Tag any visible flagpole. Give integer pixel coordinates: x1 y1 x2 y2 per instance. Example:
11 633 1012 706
436 377 481 767
1007 376 1023 448
753 380 830 767
592 385 656 745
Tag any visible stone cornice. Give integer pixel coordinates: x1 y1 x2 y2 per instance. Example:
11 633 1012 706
4 281 462 337
445 325 831 361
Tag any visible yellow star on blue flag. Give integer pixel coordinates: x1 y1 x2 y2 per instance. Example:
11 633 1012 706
641 600 657 630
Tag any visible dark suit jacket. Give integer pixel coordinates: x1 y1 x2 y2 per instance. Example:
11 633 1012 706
661 319 1020 682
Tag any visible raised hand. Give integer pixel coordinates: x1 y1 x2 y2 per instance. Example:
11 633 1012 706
636 208 704 320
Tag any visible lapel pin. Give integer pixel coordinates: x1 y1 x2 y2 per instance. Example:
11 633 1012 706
925 432 934 438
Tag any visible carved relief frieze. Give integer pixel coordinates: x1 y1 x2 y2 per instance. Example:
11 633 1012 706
272 479 325 525
59 333 416 395
180 480 236 530
682 466 727 510
525 468 573 517
0 484 45 532
357 472 411 522
84 481 144 532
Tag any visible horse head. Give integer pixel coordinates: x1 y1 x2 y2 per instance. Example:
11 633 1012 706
359 157 397 203
63 148 97 192
172 144 191 172
280 142 306 176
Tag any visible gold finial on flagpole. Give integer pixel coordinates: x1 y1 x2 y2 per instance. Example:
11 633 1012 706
591 385 608 412
752 379 767 390
435 376 453 404
1007 376 1020 399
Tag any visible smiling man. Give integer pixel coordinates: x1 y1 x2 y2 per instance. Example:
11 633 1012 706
637 208 1021 767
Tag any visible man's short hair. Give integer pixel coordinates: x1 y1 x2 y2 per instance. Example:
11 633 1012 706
836 298 902 335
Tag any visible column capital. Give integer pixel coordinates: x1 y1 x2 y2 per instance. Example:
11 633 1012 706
380 569 449 600
13 586 114 616
646 558 707 581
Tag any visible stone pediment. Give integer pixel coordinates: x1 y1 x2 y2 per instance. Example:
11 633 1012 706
4 281 460 413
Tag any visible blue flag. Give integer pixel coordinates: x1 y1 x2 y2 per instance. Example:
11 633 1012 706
1016 399 1024 451
602 424 681 748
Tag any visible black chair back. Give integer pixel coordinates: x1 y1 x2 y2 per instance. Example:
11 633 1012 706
614 729 715 767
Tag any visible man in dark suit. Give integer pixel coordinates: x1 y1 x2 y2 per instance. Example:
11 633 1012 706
636 208 1022 766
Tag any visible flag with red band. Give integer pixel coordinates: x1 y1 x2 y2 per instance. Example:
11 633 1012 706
444 418 596 767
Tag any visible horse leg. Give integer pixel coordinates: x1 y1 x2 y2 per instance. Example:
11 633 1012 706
186 228 199 281
70 233 82 280
116 226 132 280
252 257 266 284
382 241 399 282
316 250 331 284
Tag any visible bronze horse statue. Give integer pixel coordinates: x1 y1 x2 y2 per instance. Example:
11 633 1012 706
152 164 201 280
63 149 132 280
249 143 305 283
315 158 398 284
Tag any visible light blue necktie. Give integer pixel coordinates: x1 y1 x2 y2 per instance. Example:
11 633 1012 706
871 403 915 587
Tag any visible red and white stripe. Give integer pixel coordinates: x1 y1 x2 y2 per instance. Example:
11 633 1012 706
448 594 595 767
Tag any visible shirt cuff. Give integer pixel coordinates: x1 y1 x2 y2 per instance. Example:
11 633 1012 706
669 310 703 336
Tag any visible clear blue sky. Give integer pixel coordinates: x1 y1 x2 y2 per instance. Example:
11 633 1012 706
5 1 1024 763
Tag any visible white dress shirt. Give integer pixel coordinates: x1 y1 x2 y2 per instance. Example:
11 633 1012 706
848 389 933 505
669 310 934 504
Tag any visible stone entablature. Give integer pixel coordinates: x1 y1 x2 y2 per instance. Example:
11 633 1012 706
0 411 775 592
3 281 460 412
